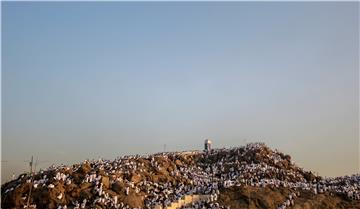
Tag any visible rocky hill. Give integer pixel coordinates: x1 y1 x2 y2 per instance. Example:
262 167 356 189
1 143 359 209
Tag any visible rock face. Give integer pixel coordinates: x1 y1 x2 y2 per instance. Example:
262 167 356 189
218 186 359 209
101 176 110 189
1 143 359 209
111 182 123 194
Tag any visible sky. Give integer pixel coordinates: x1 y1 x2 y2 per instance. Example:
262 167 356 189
1 2 359 182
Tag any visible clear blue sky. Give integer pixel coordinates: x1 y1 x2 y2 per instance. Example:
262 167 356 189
2 2 359 182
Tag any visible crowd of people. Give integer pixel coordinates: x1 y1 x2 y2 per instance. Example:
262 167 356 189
277 192 299 209
2 143 359 209
179 200 229 209
320 174 360 200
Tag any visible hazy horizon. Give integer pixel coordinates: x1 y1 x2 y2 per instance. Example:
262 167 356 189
1 2 359 183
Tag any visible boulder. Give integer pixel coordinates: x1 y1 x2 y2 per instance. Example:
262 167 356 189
101 176 110 189
130 174 141 184
111 181 123 194
78 163 91 174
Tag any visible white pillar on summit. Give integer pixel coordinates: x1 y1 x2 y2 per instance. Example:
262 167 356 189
204 139 212 152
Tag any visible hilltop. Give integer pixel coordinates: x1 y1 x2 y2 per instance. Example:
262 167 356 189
1 143 359 209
